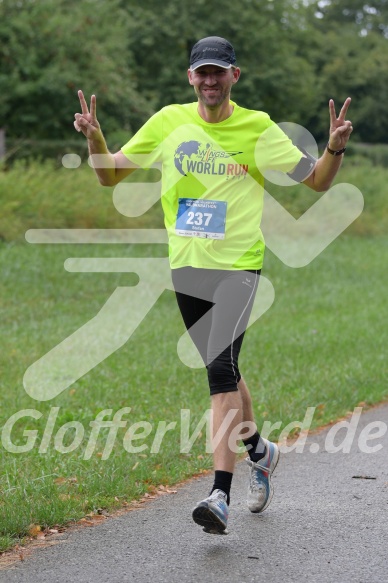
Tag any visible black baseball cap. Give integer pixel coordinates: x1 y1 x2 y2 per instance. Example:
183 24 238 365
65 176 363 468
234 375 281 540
189 36 237 71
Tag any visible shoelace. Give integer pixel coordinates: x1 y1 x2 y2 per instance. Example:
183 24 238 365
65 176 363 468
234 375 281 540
249 456 270 488
251 470 267 489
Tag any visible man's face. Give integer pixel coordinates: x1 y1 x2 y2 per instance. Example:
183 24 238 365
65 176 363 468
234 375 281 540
187 65 240 108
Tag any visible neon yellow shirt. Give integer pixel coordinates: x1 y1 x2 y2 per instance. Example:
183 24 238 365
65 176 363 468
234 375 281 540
121 101 304 270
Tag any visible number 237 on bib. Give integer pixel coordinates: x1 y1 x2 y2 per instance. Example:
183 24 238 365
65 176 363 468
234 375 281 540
175 198 227 240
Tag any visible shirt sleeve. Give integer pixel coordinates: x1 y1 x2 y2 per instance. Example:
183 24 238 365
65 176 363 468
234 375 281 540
255 118 317 184
121 109 164 167
255 119 305 174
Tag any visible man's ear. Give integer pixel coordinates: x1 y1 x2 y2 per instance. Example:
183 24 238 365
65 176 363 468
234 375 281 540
232 67 241 84
187 69 194 86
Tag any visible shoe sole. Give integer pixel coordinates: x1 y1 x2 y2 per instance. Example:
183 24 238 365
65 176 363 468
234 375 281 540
249 447 280 514
192 505 228 535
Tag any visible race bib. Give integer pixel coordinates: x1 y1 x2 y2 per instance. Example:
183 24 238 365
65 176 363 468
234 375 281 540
175 198 227 239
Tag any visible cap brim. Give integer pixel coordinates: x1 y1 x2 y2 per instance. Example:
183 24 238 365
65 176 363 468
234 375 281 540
190 59 234 71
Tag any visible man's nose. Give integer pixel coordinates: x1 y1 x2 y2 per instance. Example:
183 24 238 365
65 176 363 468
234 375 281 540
204 75 217 85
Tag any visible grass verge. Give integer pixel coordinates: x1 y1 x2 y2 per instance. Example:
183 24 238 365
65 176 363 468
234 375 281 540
1 236 387 552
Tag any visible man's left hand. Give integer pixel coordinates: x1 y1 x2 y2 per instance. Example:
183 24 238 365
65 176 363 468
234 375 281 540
328 97 353 150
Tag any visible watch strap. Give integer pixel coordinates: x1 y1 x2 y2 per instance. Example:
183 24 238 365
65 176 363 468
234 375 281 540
326 143 346 156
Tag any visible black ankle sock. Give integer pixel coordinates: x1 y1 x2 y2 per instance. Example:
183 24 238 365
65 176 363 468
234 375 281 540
243 431 267 462
211 470 233 505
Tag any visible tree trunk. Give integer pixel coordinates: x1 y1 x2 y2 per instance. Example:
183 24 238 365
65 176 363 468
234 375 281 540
0 128 5 159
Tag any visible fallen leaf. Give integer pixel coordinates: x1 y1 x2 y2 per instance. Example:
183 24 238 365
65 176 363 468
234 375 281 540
91 515 106 521
316 404 325 416
27 524 41 537
142 493 156 499
79 518 94 526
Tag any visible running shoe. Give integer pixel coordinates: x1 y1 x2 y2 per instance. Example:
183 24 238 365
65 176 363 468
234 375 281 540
246 439 280 513
192 489 229 534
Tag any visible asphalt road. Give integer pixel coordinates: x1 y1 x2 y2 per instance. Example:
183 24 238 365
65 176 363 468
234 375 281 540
2 404 388 583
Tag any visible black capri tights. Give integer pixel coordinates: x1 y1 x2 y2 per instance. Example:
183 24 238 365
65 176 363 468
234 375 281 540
172 267 260 395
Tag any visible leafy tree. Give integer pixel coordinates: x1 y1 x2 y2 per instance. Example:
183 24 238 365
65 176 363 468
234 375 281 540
313 0 388 37
124 0 320 125
1 0 387 149
303 1 388 142
0 0 152 142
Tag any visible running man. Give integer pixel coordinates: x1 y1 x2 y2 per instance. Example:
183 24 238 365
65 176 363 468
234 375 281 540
74 36 353 535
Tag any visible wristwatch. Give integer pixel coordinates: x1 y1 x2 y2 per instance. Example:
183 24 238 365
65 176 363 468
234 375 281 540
326 143 346 156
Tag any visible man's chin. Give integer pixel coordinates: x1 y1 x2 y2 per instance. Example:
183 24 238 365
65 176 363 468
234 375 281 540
199 94 227 108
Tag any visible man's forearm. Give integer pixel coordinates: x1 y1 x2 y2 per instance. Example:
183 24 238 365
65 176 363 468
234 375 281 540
304 147 344 192
87 131 117 186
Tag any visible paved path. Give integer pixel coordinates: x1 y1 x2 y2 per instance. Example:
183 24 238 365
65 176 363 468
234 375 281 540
2 405 388 583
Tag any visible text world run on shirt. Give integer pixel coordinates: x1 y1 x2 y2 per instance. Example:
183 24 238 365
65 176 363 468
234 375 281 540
174 140 248 179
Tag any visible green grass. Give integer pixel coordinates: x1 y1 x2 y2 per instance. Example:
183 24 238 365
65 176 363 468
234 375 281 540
0 156 388 552
1 236 387 552
269 154 388 237
0 159 164 241
0 153 388 241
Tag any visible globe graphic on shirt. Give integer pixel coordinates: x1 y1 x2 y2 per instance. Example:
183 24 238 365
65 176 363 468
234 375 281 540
174 141 201 176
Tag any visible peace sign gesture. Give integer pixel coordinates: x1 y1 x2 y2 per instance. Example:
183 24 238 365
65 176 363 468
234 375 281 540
74 90 100 139
328 97 353 151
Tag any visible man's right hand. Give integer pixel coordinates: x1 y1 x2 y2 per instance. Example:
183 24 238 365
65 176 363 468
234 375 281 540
74 90 101 140
73 89 137 186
